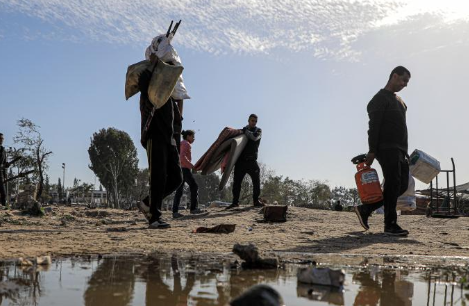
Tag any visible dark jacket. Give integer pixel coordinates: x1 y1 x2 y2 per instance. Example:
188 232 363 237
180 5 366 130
367 89 408 155
238 126 262 162
138 69 179 148
0 146 7 178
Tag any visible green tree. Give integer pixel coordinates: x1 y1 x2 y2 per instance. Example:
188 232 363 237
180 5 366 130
13 118 52 201
194 173 222 204
88 128 138 208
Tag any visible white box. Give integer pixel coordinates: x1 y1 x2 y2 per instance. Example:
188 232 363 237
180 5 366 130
409 149 441 184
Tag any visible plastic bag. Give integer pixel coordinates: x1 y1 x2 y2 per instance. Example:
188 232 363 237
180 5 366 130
397 172 416 211
145 34 190 100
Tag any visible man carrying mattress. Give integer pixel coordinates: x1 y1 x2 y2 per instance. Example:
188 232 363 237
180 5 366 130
226 114 265 210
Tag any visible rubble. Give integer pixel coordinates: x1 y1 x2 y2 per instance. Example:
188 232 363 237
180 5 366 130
193 224 236 233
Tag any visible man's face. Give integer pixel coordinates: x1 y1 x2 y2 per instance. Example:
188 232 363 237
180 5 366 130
248 117 257 128
392 72 410 92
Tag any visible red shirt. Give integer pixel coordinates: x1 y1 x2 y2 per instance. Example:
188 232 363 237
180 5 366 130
180 140 193 169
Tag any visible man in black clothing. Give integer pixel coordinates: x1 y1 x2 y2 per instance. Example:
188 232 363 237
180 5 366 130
355 66 411 236
0 133 9 207
137 54 183 229
226 114 264 210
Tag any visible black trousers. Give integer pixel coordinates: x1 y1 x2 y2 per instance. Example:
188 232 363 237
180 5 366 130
232 160 260 205
0 179 5 206
173 168 199 212
146 138 182 222
362 149 409 226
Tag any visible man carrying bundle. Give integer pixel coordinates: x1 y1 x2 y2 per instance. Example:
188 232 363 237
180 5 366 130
226 114 264 210
129 21 190 229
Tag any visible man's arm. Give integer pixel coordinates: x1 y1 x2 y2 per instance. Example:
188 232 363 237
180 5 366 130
367 95 387 165
244 128 262 142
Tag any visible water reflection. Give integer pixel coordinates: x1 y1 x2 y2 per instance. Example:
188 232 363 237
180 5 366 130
1 255 468 306
353 269 413 306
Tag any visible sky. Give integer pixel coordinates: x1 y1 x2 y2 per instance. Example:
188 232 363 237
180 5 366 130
0 0 468 191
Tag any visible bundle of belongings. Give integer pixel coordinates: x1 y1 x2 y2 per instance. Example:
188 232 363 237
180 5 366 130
125 20 190 105
194 127 248 190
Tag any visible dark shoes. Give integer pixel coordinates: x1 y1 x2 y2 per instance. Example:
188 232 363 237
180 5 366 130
225 203 239 210
354 206 370 231
253 200 265 208
384 224 409 236
149 219 171 229
172 212 184 219
190 208 207 215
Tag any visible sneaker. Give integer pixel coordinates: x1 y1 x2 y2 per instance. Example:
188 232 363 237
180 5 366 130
149 219 171 229
225 203 239 210
384 224 409 236
172 212 184 219
253 200 265 208
137 200 152 221
190 208 207 215
354 206 370 231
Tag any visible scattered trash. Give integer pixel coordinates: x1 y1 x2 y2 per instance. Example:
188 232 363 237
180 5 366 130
230 284 284 306
85 210 111 218
297 267 345 287
106 227 128 232
22 201 44 217
193 224 236 233
36 256 52 265
262 205 288 222
44 207 53 214
17 257 33 266
232 243 278 269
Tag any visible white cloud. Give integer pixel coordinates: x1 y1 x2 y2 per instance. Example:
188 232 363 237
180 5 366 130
1 0 468 59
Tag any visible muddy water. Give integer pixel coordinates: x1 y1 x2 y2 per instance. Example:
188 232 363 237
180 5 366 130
0 255 468 306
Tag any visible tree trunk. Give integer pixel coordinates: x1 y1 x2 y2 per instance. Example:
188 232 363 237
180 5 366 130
36 147 44 200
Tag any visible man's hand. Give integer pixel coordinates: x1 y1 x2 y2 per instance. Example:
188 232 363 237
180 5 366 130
365 152 375 166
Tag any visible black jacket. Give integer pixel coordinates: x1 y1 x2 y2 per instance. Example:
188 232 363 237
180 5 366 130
138 69 179 148
367 89 408 154
238 126 262 162
0 146 7 178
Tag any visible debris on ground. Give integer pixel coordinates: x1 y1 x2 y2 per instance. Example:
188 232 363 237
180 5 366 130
193 224 236 233
85 210 111 218
232 243 278 269
297 266 345 287
22 201 44 217
261 205 288 222
230 284 284 306
106 227 128 232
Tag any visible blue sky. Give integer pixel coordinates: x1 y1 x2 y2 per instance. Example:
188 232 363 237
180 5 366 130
1 0 468 190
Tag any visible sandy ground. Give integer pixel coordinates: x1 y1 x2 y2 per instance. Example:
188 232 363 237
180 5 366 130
0 205 468 263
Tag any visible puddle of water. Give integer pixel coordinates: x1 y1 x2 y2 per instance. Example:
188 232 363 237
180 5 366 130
1 255 468 306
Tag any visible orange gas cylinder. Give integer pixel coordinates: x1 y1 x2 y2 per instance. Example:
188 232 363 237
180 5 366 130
353 158 383 204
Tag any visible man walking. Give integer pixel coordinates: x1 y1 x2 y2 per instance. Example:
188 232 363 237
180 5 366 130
226 114 264 210
355 66 411 236
137 52 183 229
